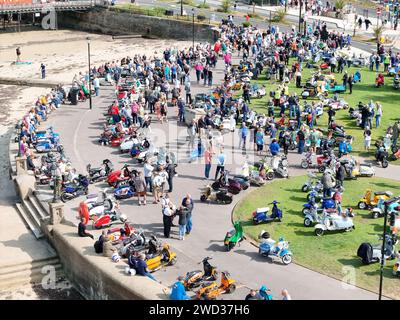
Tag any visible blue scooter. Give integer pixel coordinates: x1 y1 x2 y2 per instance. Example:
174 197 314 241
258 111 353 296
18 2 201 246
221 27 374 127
61 175 89 202
258 232 293 265
252 201 283 224
114 182 136 200
303 197 336 214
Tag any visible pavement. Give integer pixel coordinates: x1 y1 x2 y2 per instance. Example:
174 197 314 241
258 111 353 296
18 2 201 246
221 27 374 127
134 0 400 50
34 42 400 299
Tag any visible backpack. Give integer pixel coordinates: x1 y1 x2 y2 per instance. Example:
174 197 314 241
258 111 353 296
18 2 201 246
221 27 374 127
94 239 103 254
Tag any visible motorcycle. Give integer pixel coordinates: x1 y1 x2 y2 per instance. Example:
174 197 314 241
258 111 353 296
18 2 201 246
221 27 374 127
314 210 355 236
252 201 283 224
183 257 218 290
357 234 397 265
200 185 233 204
258 231 293 265
224 221 243 251
60 175 89 202
87 159 113 184
300 152 328 172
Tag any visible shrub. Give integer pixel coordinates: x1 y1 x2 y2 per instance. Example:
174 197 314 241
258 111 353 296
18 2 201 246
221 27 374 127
242 21 251 27
373 25 384 41
334 0 345 10
220 0 231 13
272 8 286 23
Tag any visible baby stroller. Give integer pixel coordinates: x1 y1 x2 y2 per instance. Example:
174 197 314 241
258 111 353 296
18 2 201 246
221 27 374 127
353 71 361 83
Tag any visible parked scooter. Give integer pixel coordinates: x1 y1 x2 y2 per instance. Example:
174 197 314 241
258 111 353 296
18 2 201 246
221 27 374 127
87 159 113 184
357 234 397 265
60 175 89 202
252 201 283 224
183 257 218 290
195 271 236 300
200 185 233 204
224 221 243 251
301 172 321 193
258 231 293 265
212 171 242 194
270 155 289 178
314 209 355 236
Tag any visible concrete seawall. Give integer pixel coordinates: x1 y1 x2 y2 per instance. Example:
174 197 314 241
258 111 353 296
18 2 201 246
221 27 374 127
58 9 219 42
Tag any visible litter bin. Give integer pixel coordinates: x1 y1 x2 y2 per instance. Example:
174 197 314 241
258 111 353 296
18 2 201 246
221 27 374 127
165 10 174 16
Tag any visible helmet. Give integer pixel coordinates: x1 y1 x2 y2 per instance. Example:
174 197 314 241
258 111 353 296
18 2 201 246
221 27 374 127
120 214 128 223
279 237 285 242
111 253 120 263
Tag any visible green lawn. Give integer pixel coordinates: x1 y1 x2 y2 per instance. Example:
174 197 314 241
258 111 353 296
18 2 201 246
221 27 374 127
244 63 400 164
233 175 400 299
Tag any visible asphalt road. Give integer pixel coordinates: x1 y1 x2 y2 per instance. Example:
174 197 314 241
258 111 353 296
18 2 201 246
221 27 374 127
35 50 386 299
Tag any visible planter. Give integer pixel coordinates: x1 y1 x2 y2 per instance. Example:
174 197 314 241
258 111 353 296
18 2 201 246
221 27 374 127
165 10 174 16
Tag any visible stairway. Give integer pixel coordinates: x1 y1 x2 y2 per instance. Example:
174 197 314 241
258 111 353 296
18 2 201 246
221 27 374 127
0 257 63 292
15 192 51 240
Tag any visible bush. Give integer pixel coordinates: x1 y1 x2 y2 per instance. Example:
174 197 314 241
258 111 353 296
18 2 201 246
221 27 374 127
373 25 384 41
334 0 345 10
197 1 210 9
272 8 286 23
220 0 231 13
242 21 251 27
181 0 194 5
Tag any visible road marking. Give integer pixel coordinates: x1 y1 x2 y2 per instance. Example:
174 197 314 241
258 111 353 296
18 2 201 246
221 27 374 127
73 108 91 170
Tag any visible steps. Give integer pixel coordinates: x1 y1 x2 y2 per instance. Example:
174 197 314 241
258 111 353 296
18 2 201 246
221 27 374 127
0 257 63 292
15 192 50 240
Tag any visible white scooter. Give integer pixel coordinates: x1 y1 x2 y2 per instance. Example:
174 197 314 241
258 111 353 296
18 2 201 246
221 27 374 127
271 155 289 178
314 209 355 236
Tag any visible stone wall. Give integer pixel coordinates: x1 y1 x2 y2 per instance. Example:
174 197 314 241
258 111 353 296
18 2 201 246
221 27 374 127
58 9 219 42
49 224 167 300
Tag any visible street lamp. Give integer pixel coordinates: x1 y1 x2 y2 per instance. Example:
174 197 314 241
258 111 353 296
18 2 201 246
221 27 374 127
298 0 302 34
181 0 183 16
192 8 195 50
87 36 92 110
51 162 60 203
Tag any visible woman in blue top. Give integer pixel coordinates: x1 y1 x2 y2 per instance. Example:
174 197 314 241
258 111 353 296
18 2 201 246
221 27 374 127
256 128 265 156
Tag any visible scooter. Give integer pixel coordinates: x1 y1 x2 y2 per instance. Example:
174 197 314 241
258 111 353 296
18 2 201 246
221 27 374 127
200 185 233 204
195 271 236 300
34 139 61 153
301 173 322 193
393 255 400 276
357 234 397 265
258 231 293 265
87 159 113 184
371 198 400 219
183 257 218 290
145 244 177 272
60 175 89 203
271 155 289 178
224 221 243 251
114 181 136 200
314 209 355 236
357 189 393 210
212 171 242 195
252 201 283 224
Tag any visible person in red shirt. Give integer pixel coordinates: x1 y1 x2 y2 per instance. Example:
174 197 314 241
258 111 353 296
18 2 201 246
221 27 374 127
111 102 120 123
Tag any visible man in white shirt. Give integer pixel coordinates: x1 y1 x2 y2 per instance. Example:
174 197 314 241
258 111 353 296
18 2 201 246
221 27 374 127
93 76 100 96
144 160 154 193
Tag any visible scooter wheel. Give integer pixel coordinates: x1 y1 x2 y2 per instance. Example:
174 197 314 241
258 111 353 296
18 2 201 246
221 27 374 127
382 160 389 168
315 228 324 236
301 185 309 192
266 172 274 180
225 283 236 294
200 195 207 202
301 161 309 169
169 257 177 266
224 198 233 204
357 201 367 210
282 254 292 265
304 218 312 227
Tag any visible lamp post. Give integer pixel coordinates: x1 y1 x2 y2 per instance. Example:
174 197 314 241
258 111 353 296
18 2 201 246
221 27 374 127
379 197 399 300
298 0 302 34
87 37 92 110
192 8 195 50
51 162 60 203
180 0 183 16
16 121 21 157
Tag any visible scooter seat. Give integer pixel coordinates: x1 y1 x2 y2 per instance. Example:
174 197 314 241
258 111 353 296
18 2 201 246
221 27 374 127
256 207 270 213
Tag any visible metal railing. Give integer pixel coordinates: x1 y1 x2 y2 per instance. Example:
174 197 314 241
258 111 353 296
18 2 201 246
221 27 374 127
0 0 105 13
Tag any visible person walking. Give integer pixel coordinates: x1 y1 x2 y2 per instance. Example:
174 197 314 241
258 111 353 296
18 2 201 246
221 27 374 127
239 123 248 150
166 159 176 193
214 148 226 180
144 160 154 193
348 74 353 94
364 126 372 151
162 202 175 238
40 63 46 79
182 195 194 235
16 46 21 62
255 128 265 156
297 127 306 154
375 102 382 128
204 146 212 179
176 206 189 240
93 76 100 96
133 171 147 206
